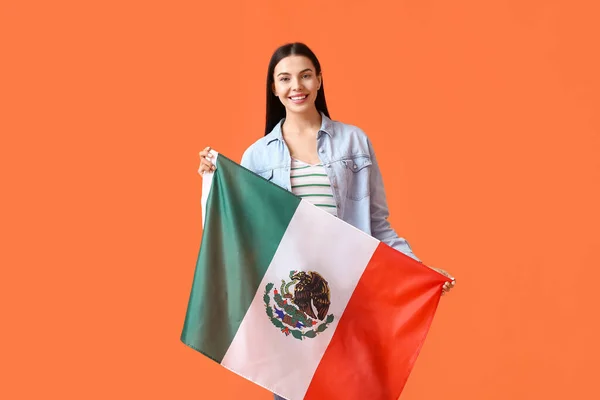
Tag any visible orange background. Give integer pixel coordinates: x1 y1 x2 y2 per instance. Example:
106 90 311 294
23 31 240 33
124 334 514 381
2 1 599 399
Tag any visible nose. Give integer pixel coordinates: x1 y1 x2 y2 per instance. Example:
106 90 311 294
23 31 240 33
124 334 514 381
292 77 303 91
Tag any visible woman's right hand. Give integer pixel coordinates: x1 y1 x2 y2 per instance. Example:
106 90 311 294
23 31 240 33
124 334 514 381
198 146 216 176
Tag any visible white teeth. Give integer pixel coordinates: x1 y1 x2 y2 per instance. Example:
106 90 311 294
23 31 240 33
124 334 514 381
290 95 307 100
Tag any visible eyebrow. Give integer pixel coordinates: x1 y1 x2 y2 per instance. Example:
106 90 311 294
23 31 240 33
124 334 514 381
276 68 314 77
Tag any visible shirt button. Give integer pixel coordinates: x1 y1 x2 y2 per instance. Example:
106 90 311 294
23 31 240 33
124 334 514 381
353 164 357 170
319 148 325 153
327 164 332 168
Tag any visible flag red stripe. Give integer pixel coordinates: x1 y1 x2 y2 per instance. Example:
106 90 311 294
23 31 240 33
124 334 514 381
304 242 449 400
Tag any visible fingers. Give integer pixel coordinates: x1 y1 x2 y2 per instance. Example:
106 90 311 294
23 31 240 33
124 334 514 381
198 146 216 175
441 279 456 295
200 157 215 170
199 146 211 158
198 160 215 175
430 267 456 296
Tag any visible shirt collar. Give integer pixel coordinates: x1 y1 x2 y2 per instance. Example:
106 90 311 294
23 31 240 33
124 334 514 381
267 111 334 145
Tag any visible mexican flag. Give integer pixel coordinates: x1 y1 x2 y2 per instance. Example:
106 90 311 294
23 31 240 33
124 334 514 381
181 151 450 400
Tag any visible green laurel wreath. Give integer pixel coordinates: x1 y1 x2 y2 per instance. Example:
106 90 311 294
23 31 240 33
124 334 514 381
264 282 334 340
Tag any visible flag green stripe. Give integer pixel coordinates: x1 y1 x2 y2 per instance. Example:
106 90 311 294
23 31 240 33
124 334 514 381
181 155 301 363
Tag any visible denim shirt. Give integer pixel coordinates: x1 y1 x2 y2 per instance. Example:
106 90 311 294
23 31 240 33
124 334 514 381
240 112 420 262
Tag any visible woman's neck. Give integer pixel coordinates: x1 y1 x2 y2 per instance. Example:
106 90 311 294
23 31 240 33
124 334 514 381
282 107 322 137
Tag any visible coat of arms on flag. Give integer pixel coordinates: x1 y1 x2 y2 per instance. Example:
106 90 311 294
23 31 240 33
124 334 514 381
264 270 335 340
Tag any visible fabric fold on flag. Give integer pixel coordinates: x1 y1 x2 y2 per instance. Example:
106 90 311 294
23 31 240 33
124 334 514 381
181 150 450 400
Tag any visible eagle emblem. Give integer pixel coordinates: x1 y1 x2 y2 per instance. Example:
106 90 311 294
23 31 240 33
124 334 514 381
264 270 335 340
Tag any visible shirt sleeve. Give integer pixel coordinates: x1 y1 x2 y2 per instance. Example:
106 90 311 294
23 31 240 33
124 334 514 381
240 146 257 172
367 138 421 262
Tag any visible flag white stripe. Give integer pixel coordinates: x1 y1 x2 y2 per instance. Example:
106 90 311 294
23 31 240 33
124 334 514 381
221 200 379 400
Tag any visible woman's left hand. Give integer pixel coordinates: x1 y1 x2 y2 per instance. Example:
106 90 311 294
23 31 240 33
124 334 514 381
431 267 456 296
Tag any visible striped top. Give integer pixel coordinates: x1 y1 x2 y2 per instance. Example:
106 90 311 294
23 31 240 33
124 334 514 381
290 158 338 217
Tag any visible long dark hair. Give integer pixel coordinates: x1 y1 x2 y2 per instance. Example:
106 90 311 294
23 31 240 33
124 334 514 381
265 42 331 136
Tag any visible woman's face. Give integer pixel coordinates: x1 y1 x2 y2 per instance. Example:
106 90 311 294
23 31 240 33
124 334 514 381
272 55 322 114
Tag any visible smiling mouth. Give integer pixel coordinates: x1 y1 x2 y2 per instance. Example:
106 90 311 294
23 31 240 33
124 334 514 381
289 95 308 101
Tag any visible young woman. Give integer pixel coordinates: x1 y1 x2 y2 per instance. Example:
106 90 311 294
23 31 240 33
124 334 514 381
198 42 455 399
